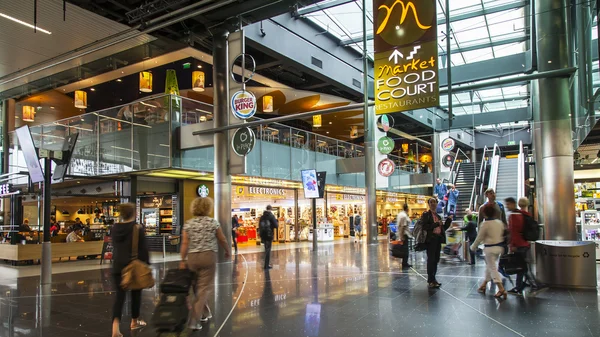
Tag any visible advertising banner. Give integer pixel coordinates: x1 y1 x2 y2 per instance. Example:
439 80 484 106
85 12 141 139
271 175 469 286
373 0 439 115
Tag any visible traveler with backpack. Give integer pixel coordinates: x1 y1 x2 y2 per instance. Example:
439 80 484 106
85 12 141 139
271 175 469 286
354 212 363 242
421 197 451 288
478 188 507 228
470 204 508 300
505 197 539 295
259 205 279 269
179 197 231 330
111 203 150 337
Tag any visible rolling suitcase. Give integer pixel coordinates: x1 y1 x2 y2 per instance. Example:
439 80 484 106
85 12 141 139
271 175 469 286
152 293 189 333
160 269 195 294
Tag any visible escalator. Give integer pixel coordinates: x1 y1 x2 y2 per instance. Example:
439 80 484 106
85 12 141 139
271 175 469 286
453 162 478 219
495 158 520 204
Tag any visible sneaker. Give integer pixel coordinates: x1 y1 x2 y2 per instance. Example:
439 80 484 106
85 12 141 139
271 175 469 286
188 323 202 331
507 288 523 296
200 307 213 323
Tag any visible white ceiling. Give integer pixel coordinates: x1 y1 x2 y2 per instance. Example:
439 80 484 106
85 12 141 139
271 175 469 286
0 0 155 92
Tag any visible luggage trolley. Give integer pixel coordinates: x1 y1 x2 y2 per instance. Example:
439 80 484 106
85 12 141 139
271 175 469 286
441 224 465 264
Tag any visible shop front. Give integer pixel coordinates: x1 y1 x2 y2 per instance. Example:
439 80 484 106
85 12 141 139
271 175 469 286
137 194 180 253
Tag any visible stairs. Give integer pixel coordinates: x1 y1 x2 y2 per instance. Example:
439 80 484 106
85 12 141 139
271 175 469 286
495 158 519 205
453 162 478 219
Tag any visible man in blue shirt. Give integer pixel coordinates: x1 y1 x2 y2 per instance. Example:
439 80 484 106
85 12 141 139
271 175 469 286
447 184 459 215
434 178 447 200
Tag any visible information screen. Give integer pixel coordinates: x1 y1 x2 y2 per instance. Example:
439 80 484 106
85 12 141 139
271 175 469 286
301 169 319 199
15 126 44 183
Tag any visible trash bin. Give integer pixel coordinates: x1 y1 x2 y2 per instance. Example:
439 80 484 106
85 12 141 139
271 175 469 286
535 240 597 288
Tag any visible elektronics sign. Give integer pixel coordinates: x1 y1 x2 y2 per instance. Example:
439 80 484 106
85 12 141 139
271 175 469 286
373 0 439 115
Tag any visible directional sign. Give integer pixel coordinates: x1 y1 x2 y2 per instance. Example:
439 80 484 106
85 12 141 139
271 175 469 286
377 136 394 155
374 0 439 115
232 127 256 156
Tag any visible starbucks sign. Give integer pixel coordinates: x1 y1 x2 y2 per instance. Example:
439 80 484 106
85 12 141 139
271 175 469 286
377 136 394 155
197 185 210 197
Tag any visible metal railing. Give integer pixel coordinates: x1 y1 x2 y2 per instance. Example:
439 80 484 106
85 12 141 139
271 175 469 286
517 140 525 200
449 147 470 185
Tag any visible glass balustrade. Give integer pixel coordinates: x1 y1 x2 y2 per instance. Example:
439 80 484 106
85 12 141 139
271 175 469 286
8 94 423 191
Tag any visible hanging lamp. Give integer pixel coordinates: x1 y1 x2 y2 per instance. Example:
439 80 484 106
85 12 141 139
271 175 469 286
263 95 273 112
313 115 322 128
22 106 35 122
74 90 87 109
139 71 153 92
192 71 205 92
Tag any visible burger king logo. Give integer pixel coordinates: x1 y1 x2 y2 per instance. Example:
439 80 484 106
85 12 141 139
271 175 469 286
231 90 257 120
441 138 455 152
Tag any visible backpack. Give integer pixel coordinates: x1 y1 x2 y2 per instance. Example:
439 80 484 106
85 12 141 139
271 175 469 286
411 218 427 251
520 211 540 241
259 214 273 240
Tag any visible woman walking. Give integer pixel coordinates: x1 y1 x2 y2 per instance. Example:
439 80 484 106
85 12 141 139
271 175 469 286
180 197 231 331
111 203 150 337
422 197 451 288
470 204 508 299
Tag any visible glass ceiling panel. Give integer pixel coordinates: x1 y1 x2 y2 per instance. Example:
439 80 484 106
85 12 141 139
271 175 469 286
300 0 530 117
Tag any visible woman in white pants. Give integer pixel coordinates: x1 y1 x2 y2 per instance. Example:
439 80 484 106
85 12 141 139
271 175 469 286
470 203 507 300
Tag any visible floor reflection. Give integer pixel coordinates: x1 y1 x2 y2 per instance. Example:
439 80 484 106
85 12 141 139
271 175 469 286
0 242 599 337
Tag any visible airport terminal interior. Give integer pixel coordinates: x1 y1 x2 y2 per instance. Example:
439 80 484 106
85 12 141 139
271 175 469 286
1 0 600 336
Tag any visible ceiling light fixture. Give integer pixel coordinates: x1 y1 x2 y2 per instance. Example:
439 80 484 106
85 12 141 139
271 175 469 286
192 71 205 92
22 106 35 122
139 71 153 92
263 95 273 112
90 88 96 91
0 12 52 34
116 79 122 82
74 90 87 109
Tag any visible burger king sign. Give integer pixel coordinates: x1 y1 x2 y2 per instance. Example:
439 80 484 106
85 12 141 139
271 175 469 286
231 90 257 120
441 138 455 152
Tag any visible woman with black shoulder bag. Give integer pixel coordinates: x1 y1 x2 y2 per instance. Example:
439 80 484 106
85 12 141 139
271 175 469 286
111 203 152 337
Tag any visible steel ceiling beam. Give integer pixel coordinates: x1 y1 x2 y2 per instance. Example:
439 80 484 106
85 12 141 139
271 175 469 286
295 0 356 16
439 35 529 56
339 0 529 45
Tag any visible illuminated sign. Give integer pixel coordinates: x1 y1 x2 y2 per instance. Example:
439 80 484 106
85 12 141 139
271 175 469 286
378 158 396 177
374 0 439 115
231 90 257 119
197 185 210 197
247 186 287 196
441 138 455 151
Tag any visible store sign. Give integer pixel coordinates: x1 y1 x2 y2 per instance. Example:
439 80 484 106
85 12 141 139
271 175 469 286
442 153 454 167
378 158 396 177
373 0 439 115
197 185 210 198
231 90 257 119
377 136 394 155
247 186 287 196
232 127 256 156
336 194 365 201
441 138 455 151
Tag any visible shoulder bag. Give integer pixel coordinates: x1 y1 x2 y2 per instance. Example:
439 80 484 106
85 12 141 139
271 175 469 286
121 224 155 290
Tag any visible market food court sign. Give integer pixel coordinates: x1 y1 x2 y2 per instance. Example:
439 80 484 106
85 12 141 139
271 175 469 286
374 0 439 115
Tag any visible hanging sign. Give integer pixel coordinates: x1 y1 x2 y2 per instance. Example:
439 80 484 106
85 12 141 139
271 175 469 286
377 136 395 155
373 0 439 115
441 138 455 151
377 115 394 132
232 127 256 156
378 158 396 177
231 90 257 119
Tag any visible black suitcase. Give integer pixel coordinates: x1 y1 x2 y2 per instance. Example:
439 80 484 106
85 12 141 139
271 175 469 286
160 269 195 294
390 243 407 259
152 294 189 333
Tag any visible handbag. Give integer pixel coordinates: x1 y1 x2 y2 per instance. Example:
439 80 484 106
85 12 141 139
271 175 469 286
121 224 155 290
390 241 408 258
498 253 527 275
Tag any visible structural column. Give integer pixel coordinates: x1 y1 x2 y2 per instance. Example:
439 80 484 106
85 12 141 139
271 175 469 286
213 30 232 258
532 0 576 240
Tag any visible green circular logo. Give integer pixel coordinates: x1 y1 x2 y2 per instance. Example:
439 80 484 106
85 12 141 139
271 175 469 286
377 136 394 155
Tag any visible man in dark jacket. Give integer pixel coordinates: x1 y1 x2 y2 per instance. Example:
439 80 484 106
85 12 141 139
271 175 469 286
460 214 478 265
259 205 279 270
232 215 239 255
111 203 150 337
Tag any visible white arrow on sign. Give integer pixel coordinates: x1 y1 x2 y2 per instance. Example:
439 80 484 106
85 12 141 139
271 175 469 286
388 49 404 64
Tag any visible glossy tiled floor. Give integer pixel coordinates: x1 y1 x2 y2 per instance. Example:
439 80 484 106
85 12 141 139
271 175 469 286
1 241 599 337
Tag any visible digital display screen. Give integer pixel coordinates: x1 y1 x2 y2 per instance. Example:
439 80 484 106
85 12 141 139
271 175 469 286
15 126 44 183
301 169 319 199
